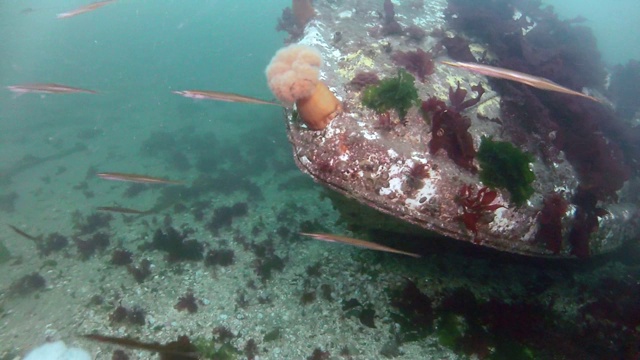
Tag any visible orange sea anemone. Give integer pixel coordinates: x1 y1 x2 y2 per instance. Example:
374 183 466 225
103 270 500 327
266 44 342 130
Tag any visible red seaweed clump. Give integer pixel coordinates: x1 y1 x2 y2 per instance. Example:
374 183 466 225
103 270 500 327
455 185 504 240
381 0 403 36
349 71 380 90
391 48 434 82
76 232 110 260
109 305 146 326
110 249 133 266
276 7 304 42
405 162 430 189
421 83 484 171
405 25 427 42
204 248 235 267
307 348 330 360
144 226 204 262
175 292 199 313
72 211 113 236
389 279 434 340
39 232 69 256
439 35 476 62
127 259 151 283
535 192 569 254
206 202 248 235
9 272 46 296
568 187 608 258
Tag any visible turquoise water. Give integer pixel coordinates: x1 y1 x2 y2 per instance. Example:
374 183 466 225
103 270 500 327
1 1 639 359
543 0 640 65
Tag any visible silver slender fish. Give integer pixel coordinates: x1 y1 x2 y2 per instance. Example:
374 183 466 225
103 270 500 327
57 0 116 19
97 206 153 215
440 60 602 103
7 83 97 95
300 232 422 258
97 172 183 185
173 90 282 106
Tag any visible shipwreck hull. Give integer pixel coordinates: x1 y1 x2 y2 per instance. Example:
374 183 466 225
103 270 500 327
282 0 640 258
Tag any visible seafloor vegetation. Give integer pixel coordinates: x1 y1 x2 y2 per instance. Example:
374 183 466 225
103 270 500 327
1 0 640 359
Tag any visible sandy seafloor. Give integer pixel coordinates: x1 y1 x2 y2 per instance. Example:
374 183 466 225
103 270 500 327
0 0 639 360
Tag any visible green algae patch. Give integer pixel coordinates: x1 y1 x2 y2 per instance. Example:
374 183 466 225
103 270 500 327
361 69 419 119
477 137 535 206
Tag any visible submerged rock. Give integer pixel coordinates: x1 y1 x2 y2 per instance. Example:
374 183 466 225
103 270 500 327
279 0 640 258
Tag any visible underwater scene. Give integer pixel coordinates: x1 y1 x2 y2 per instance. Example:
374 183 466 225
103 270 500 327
1 0 640 359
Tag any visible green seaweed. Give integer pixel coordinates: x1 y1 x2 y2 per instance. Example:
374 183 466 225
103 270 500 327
477 137 535 206
194 337 240 360
361 69 420 119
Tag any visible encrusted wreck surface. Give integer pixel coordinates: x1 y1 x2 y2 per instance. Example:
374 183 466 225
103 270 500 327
283 0 640 258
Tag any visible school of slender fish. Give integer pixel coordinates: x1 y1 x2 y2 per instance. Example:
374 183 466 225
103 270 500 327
3 1 615 261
